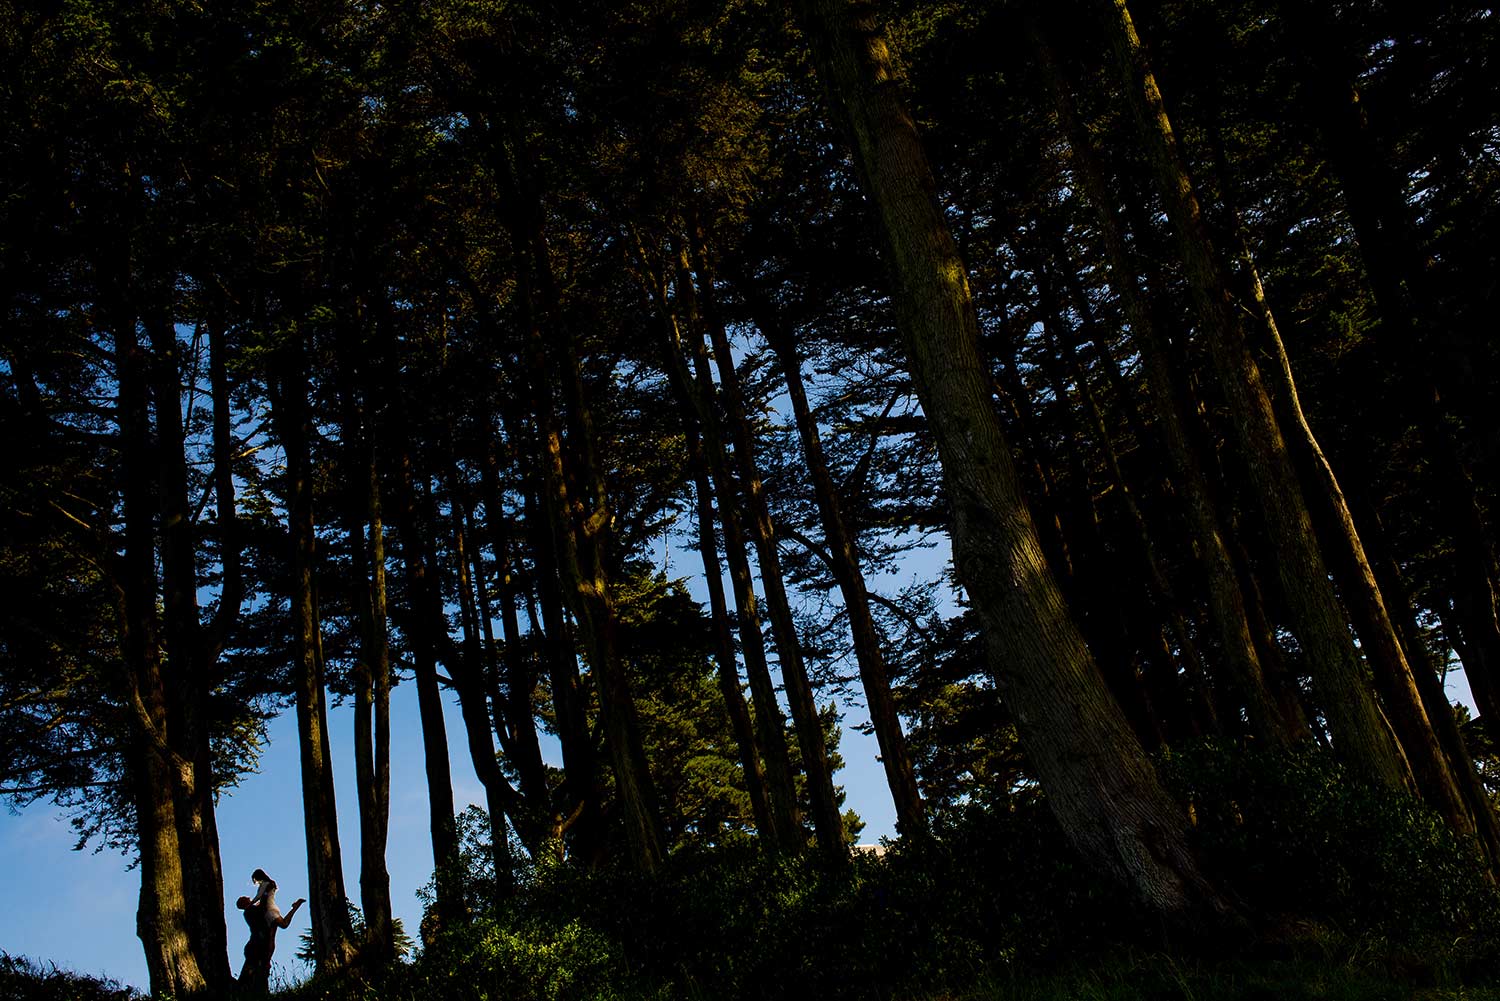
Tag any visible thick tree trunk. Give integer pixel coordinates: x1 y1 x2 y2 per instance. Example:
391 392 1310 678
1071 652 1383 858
144 313 231 988
681 244 846 857
1104 0 1411 791
117 318 207 997
744 283 926 835
273 334 359 971
792 0 1236 921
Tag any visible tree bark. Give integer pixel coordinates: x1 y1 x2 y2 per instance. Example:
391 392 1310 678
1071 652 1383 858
740 279 927 835
338 346 395 961
680 242 847 857
116 315 207 997
792 0 1237 921
639 247 802 849
144 312 231 988
271 329 358 971
1104 0 1411 791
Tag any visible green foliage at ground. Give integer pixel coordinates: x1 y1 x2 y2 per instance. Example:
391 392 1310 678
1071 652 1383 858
260 746 1500 1001
0 954 136 1001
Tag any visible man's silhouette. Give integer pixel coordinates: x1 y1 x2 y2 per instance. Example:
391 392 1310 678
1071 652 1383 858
236 869 305 993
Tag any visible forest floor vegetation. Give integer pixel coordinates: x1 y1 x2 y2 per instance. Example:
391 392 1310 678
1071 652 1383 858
8 746 1499 1001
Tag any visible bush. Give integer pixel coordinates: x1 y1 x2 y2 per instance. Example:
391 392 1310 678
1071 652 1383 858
1158 740 1500 941
0 954 137 1001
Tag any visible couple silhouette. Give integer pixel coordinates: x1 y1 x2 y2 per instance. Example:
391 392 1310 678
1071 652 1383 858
236 868 305 993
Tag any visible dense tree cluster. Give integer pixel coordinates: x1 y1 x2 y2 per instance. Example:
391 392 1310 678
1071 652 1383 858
2 0 1496 992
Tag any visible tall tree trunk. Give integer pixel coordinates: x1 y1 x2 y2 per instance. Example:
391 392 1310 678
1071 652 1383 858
521 473 605 863
479 447 560 856
534 328 665 871
1233 209 1478 845
395 450 466 928
339 346 395 961
1282 1 1500 749
688 428 779 840
1031 20 1299 745
741 279 927 835
1022 251 1173 750
1103 0 1411 791
144 312 231 988
792 0 1236 921
272 331 358 971
116 315 207 997
639 250 800 849
1041 253 1220 739
679 242 846 857
492 121 663 867
444 451 520 902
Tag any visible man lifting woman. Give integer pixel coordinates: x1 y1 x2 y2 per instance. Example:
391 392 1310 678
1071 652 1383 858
237 868 305 993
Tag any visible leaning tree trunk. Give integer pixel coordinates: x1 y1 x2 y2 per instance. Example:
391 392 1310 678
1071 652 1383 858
1103 0 1412 792
1028 22 1299 745
742 279 927 835
272 331 359 972
791 0 1238 921
640 250 801 850
678 242 846 857
1282 0 1500 752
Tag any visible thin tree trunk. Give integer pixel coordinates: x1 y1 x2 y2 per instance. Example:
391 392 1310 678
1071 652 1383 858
792 0 1237 921
637 248 801 849
521 473 605 863
479 447 560 855
444 451 520 902
272 331 359 971
494 124 664 867
1199 106 1480 845
689 429 779 840
1283 1 1500 751
395 450 466 927
339 345 395 961
741 279 927 835
679 242 846 857
1104 0 1410 791
1030 20 1300 746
